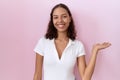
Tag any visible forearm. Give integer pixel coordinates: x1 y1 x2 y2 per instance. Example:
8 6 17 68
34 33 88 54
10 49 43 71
34 53 43 80
82 50 98 80
33 72 42 80
80 42 111 80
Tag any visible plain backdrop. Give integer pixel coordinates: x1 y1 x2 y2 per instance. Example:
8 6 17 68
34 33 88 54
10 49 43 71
0 0 120 80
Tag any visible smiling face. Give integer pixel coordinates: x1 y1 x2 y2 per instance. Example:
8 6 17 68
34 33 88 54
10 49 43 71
52 7 71 33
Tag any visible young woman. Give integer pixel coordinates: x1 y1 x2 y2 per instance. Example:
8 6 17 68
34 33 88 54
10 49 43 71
33 3 111 80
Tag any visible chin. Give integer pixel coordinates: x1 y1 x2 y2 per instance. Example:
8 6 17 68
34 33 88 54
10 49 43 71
57 30 67 33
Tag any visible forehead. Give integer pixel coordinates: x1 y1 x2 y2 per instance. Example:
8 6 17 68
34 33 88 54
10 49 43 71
53 7 68 15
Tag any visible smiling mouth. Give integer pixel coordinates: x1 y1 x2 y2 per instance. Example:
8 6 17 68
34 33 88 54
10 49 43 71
57 24 65 28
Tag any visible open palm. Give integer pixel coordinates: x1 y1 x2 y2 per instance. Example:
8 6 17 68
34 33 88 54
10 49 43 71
93 42 111 51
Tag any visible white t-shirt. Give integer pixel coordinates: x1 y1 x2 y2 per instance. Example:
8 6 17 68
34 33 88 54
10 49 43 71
34 37 86 80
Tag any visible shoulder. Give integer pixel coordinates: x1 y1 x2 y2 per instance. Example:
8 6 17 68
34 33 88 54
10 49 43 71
73 39 84 46
73 39 86 56
38 36 49 41
38 36 53 44
71 39 85 50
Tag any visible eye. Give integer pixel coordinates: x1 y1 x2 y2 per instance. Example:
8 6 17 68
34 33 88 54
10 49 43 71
53 16 58 19
63 15 67 18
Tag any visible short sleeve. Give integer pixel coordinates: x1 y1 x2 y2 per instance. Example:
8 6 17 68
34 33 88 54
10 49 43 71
34 37 45 56
77 41 86 57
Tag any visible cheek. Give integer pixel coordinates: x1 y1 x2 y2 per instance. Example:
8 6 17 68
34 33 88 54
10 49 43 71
64 18 71 23
65 19 71 26
52 20 56 25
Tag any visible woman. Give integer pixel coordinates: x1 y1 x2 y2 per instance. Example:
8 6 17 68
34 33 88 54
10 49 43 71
33 3 111 80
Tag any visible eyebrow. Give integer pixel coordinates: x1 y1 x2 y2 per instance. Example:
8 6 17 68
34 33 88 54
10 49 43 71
53 13 67 16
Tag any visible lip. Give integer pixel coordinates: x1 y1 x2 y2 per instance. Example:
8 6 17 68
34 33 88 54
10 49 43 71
56 24 65 28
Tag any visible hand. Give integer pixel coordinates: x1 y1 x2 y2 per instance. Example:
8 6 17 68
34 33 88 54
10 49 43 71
93 42 111 52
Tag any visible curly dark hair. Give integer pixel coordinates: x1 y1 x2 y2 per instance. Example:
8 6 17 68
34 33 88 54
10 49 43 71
45 3 76 40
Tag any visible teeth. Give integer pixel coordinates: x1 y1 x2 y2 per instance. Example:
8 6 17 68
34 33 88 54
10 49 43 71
58 24 64 28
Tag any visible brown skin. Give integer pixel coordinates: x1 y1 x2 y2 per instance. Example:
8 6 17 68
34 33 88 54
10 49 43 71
33 53 43 80
33 7 111 80
78 42 111 80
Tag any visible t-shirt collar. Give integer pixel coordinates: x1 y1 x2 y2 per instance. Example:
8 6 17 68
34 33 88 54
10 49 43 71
52 38 75 45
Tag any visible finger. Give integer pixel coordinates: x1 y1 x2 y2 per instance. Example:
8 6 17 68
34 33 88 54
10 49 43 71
103 42 111 45
104 43 111 48
103 42 109 44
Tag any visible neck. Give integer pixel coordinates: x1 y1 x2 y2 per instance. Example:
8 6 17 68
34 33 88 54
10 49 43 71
56 32 68 41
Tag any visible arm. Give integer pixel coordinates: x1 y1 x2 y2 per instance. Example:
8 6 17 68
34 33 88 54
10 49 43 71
78 42 111 80
33 53 43 80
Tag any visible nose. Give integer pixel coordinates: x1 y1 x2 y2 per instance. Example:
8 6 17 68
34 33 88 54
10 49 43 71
58 17 63 22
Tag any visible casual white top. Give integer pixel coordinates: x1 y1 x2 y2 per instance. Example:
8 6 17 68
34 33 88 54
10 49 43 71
34 37 86 80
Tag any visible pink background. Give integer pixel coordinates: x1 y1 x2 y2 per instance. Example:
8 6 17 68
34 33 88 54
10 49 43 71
0 0 120 80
